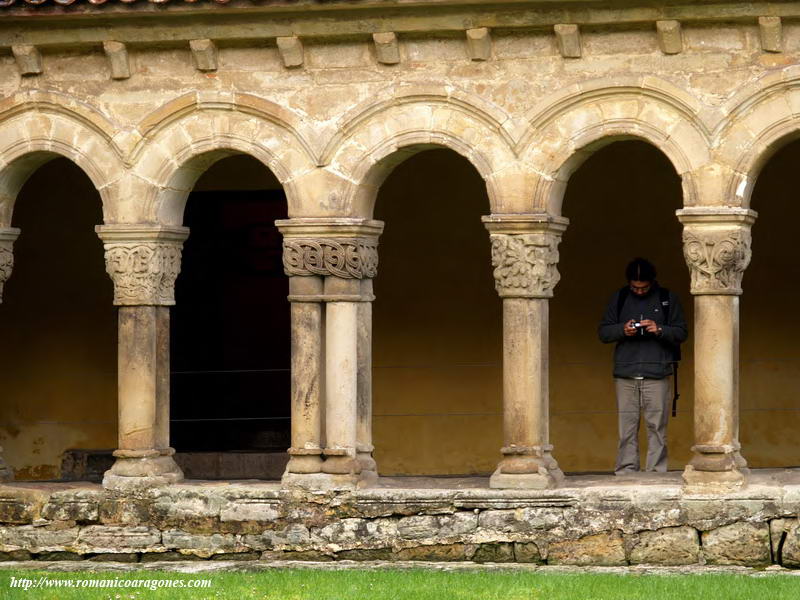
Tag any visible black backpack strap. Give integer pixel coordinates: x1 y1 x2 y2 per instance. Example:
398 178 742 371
615 286 629 322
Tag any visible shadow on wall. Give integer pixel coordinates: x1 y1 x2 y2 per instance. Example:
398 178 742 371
553 140 692 473
743 138 800 468
0 158 116 480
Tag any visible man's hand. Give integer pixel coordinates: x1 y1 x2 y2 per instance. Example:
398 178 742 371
641 319 661 335
623 319 637 336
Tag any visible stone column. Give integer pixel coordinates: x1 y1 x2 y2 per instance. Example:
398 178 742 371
96 225 189 491
483 214 568 489
0 227 21 482
278 219 383 490
677 207 757 492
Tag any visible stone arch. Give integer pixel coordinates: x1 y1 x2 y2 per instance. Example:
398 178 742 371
130 106 317 225
714 68 800 207
326 96 517 217
0 109 123 228
520 79 710 215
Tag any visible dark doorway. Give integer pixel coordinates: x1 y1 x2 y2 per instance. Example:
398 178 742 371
170 157 290 458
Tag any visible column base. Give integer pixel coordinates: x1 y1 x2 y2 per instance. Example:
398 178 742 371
489 447 564 489
285 448 324 474
281 471 363 491
356 446 378 487
682 464 746 493
489 466 564 490
103 452 184 491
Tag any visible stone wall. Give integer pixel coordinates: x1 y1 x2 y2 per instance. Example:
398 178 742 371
0 480 798 566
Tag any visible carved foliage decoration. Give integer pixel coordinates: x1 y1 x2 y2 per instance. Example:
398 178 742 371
0 242 13 303
283 238 379 279
104 243 183 305
490 234 561 298
682 228 751 294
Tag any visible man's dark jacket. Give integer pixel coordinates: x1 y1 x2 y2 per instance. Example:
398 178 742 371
598 283 688 379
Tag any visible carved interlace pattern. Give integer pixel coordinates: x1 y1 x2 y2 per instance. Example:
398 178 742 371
0 244 13 303
104 243 183 305
683 228 751 294
489 234 561 298
283 238 379 279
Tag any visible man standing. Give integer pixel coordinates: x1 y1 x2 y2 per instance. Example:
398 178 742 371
598 258 687 475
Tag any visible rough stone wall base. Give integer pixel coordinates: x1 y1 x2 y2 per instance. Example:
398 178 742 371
1 473 799 567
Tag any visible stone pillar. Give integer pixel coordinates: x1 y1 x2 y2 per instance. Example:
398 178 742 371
483 214 568 489
0 227 21 482
96 225 189 491
278 219 383 490
677 207 757 492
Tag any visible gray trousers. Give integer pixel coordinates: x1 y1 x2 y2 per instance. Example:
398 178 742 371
614 377 671 474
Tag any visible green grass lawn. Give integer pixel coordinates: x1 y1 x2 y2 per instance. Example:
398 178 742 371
0 568 798 599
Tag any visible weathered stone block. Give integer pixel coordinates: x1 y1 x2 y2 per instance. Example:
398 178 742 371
262 550 333 561
478 509 549 534
629 526 700 565
0 550 31 561
11 45 42 76
189 39 218 72
161 530 241 556
373 32 400 65
466 28 491 61
514 542 542 563
78 526 161 553
210 552 259 561
336 548 393 560
554 24 581 58
0 525 79 552
702 522 771 566
759 17 782 53
87 553 139 562
656 20 683 55
473 542 515 563
277 37 304 68
397 515 438 539
776 519 800 567
140 551 204 562
42 500 99 523
394 543 472 561
219 501 280 523
36 551 82 561
103 41 131 80
548 531 627 566
0 489 47 524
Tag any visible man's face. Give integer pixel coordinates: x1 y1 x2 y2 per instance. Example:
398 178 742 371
629 280 652 296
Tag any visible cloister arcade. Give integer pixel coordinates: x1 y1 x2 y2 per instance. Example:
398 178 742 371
0 69 796 493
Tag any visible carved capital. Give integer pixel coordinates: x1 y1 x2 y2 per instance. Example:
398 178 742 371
0 228 21 304
96 225 189 306
283 238 379 279
482 214 568 299
677 208 757 296
682 228 751 295
489 233 562 298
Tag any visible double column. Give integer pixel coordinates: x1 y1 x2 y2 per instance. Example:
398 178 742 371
483 214 568 489
0 226 21 482
277 218 383 491
678 207 756 491
96 225 189 491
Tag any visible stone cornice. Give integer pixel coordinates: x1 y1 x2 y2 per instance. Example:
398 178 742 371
3 1 800 47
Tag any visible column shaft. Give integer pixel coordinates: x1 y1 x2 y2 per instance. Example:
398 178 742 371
117 306 158 453
694 295 737 447
356 281 377 480
322 299 360 474
285 276 325 474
